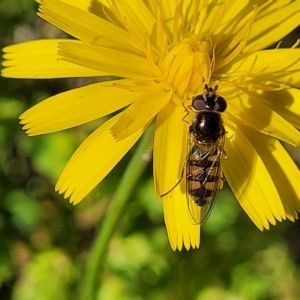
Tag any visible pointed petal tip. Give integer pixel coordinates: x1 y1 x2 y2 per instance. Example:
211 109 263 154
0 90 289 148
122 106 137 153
176 243 183 252
56 185 82 205
170 244 177 252
21 124 40 136
191 238 200 250
54 183 61 193
55 180 71 198
169 235 200 251
184 243 191 251
256 223 264 231
287 215 298 222
26 132 35 137
109 127 125 142
167 230 182 251
70 194 82 205
110 120 142 141
21 123 31 131
71 199 82 205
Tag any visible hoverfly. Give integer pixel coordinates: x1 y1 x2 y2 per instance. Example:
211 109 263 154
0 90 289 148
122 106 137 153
186 84 227 224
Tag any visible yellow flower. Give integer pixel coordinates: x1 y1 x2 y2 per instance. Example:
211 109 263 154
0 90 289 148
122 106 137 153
2 0 300 251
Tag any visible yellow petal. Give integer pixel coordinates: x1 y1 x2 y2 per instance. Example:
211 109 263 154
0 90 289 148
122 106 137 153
56 114 146 204
228 101 300 146
57 0 90 11
58 0 110 12
267 88 300 129
1 40 101 78
223 115 285 230
153 100 187 196
243 126 300 221
170 0 222 40
51 0 116 25
107 0 155 41
237 87 300 130
111 83 172 140
215 0 250 36
162 179 200 251
245 1 300 52
159 0 176 31
224 88 300 146
19 80 141 135
219 49 300 77
251 71 300 91
182 0 202 32
59 41 160 80
214 1 256 62
38 0 140 53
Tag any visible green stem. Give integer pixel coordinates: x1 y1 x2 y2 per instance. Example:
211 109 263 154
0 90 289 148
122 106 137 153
79 126 154 300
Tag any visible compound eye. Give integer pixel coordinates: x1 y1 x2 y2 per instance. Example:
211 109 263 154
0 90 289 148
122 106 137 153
214 96 227 112
192 95 206 111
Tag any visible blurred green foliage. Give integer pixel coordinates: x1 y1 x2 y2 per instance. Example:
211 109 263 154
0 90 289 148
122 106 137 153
1 1 300 300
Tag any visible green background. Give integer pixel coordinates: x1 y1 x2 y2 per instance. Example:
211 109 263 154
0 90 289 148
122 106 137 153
1 1 300 299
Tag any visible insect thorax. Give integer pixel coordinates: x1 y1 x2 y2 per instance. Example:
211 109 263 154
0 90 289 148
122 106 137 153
190 111 224 143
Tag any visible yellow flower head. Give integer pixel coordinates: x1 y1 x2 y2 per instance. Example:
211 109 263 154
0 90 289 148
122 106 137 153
2 0 300 251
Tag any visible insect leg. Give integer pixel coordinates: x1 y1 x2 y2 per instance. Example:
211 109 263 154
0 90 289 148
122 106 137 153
159 163 185 197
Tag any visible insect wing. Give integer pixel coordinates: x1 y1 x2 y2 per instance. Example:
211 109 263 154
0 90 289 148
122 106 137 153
185 133 201 224
186 133 225 224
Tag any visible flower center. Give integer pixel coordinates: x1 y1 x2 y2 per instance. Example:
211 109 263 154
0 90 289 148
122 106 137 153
159 36 213 99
